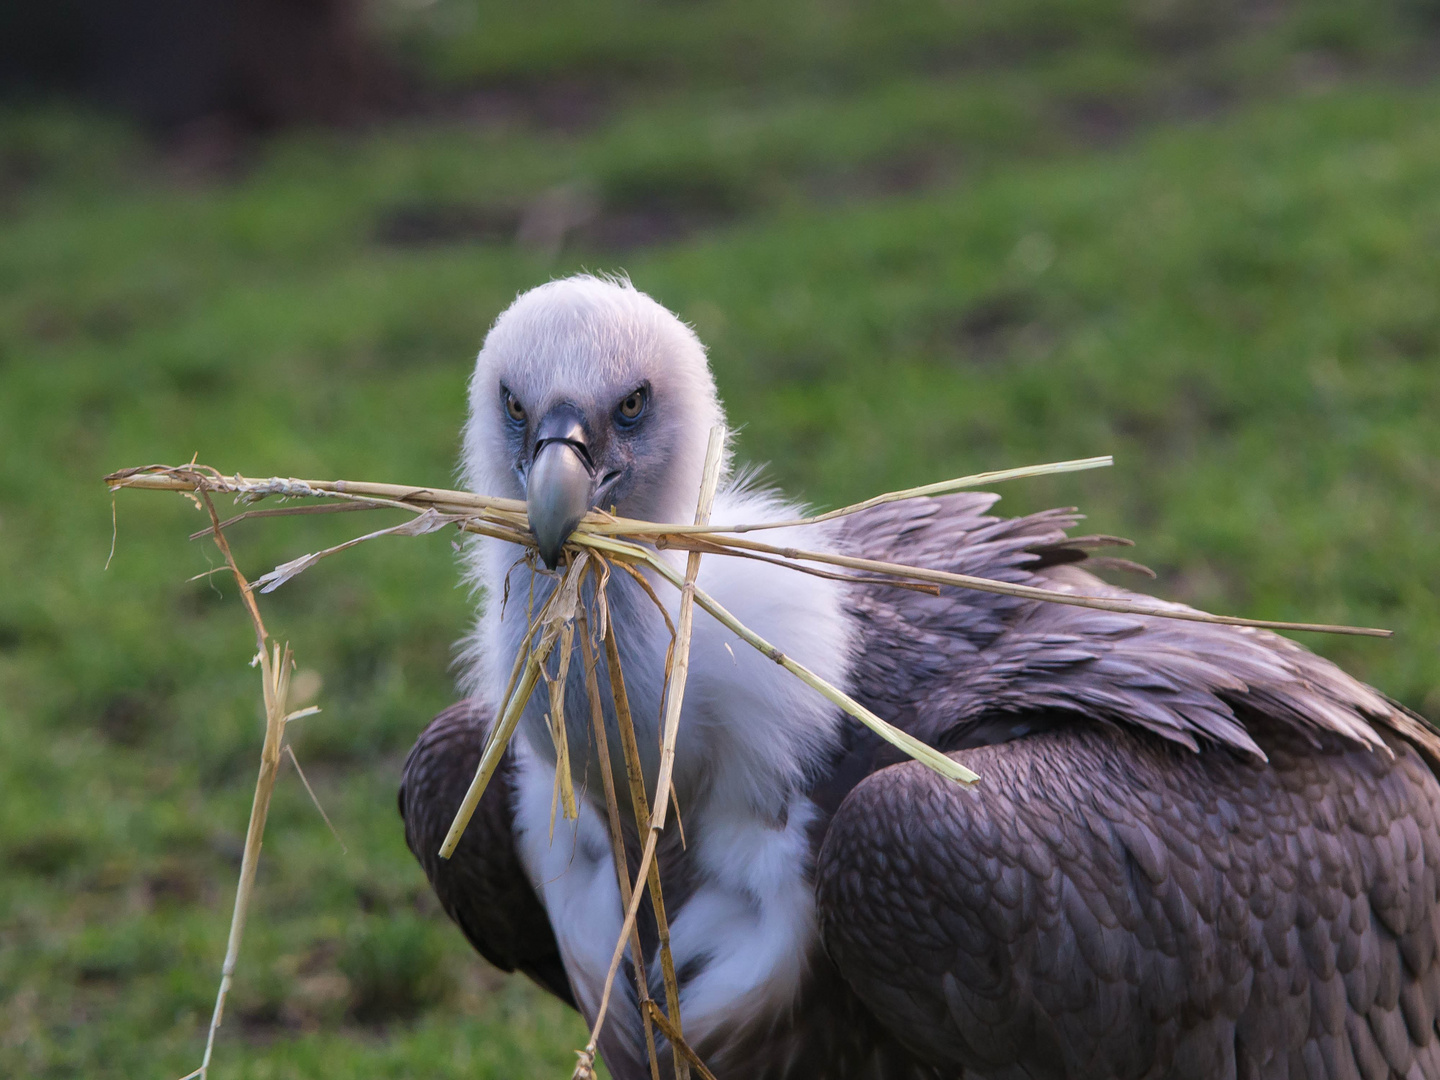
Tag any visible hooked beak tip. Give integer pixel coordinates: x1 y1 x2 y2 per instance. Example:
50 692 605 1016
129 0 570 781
537 543 565 572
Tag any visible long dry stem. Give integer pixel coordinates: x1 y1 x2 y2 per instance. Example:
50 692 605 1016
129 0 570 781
647 429 727 1080
582 427 725 1079
188 499 382 539
577 602 662 1080
597 606 688 1069
180 483 294 1080
283 744 346 854
108 466 531 521
592 454 1115 535
644 1001 721 1080
653 531 1387 638
545 614 581 836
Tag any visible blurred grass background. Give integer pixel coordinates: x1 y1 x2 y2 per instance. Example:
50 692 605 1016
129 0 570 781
3 1 1440 1076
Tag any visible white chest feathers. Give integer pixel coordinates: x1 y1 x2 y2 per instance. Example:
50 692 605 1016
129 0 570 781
475 484 853 1048
510 738 823 1050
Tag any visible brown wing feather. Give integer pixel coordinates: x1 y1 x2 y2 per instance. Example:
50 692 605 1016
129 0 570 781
816 719 1440 1079
399 700 574 1007
837 494 1434 761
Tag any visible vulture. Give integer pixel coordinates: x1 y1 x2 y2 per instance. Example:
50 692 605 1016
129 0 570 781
400 274 1440 1080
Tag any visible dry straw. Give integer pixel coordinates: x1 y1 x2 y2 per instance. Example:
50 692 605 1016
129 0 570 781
105 445 1389 1080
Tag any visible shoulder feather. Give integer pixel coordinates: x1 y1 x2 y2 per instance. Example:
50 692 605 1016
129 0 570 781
837 494 1436 761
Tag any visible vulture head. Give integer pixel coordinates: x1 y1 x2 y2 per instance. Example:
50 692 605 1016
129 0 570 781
460 275 726 567
456 273 850 829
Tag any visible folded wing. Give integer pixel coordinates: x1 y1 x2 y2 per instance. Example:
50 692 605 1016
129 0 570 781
399 700 574 1007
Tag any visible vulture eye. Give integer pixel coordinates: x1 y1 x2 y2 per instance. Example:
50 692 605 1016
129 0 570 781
616 386 648 425
503 390 526 425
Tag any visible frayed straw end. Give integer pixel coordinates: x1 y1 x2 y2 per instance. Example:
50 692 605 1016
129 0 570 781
571 1048 598 1080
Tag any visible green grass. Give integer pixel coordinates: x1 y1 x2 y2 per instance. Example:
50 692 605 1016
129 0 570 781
3 2 1440 1076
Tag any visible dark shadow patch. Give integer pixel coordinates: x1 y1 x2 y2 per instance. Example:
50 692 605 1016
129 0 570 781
1134 0 1252 53
96 687 171 746
808 150 960 205
354 881 394 915
577 171 747 251
450 77 613 134
940 290 1045 364
1110 407 1166 450
81 303 135 344
2 0 403 134
174 573 233 619
75 959 129 986
164 360 233 398
956 292 1033 353
73 934 174 984
1062 95 1139 147
373 170 748 254
579 202 719 250
300 939 343 976
1113 375 1239 455
674 950 714 988
7 828 89 878
144 858 206 909
1375 321 1438 362
373 201 521 247
234 998 288 1037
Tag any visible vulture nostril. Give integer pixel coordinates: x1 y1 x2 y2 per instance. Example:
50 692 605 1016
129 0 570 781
594 470 623 512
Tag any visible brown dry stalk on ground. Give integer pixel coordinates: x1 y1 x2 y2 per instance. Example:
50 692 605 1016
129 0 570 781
104 447 1389 1080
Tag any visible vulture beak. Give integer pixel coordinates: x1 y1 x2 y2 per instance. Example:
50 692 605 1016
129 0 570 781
527 403 597 570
